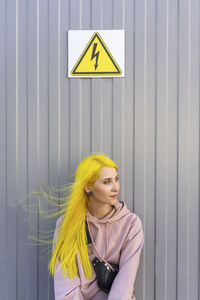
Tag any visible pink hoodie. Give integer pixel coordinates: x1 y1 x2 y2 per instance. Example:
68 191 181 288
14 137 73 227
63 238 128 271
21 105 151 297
53 201 144 300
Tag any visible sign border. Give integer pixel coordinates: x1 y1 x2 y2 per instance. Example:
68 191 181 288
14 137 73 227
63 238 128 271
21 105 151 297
68 30 125 78
71 32 122 76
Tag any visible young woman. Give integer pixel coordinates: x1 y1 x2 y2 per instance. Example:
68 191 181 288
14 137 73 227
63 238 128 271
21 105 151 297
49 154 144 300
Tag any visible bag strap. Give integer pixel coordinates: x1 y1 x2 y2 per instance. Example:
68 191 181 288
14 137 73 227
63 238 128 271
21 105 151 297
85 221 92 244
85 221 118 272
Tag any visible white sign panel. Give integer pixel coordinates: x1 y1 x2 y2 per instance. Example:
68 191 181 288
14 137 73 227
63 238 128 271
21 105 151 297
68 30 125 78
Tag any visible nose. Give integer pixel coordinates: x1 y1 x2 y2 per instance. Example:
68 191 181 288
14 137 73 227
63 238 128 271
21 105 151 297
111 181 119 192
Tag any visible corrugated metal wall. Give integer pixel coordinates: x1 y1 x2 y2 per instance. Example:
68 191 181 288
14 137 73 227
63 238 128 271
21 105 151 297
0 0 199 299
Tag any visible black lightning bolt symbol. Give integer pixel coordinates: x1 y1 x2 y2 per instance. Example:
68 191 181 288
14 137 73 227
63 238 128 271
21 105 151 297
91 43 99 70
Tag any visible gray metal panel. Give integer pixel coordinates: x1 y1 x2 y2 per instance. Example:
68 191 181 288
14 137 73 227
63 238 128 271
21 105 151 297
27 0 39 299
178 1 199 300
113 0 125 205
123 0 134 213
38 1 50 299
6 1 18 300
134 0 156 299
0 0 200 299
60 0 70 184
18 0 29 299
156 0 178 299
0 0 8 299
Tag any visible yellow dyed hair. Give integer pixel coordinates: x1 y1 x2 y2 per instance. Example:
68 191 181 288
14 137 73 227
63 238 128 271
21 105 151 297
48 153 118 279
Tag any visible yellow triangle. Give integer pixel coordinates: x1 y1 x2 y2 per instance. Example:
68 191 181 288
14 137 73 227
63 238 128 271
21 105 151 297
71 32 122 76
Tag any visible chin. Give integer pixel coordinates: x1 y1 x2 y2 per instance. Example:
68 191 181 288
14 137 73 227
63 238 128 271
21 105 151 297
110 197 117 204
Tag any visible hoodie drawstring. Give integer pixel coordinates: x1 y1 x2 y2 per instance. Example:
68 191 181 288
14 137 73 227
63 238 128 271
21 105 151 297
106 222 108 257
86 215 115 272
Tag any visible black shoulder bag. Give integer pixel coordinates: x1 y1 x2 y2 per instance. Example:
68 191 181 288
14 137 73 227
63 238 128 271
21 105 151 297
86 222 119 294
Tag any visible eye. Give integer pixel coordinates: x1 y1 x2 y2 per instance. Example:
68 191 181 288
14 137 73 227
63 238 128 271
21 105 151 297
103 177 120 184
103 180 110 184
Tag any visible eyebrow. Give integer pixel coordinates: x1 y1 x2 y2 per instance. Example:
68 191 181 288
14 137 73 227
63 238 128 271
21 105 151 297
103 175 119 180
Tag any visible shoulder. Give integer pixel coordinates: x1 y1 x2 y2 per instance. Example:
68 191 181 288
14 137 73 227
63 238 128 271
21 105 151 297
129 213 143 237
130 212 143 229
120 212 144 252
116 201 143 226
118 210 144 242
118 207 143 232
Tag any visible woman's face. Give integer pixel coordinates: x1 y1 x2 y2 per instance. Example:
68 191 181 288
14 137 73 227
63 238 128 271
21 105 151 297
86 166 120 206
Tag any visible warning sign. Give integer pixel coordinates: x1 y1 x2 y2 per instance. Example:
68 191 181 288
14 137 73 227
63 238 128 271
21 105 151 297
68 30 124 78
71 32 121 76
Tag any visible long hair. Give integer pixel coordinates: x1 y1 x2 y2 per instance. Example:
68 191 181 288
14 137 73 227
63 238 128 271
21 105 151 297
48 153 118 279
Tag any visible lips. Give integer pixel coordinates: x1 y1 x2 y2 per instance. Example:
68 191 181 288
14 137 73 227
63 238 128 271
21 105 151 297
110 194 117 197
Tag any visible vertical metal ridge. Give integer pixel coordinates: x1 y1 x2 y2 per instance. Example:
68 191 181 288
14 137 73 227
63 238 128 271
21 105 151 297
36 1 40 298
100 2 103 150
90 0 92 29
101 0 103 29
79 0 82 159
111 1 114 159
5 0 8 254
36 0 40 177
16 0 19 178
198 1 200 298
80 0 82 29
68 0 71 165
154 0 158 298
176 0 180 298
143 1 147 299
47 0 50 277
111 0 113 29
111 0 114 29
47 0 50 197
90 80 92 153
187 1 191 299
100 79 103 149
79 79 82 160
123 0 125 29
165 1 169 299
111 83 113 159
111 84 113 159
121 0 125 203
15 2 19 299
58 0 61 171
121 78 125 211
132 0 135 208
4 0 8 254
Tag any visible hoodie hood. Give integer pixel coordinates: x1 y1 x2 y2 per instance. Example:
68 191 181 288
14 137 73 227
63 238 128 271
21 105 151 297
86 201 130 224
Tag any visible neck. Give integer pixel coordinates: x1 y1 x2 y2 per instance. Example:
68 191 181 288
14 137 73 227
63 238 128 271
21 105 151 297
88 203 113 219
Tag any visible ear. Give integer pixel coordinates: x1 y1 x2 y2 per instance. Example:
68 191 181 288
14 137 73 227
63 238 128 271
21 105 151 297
84 184 91 194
